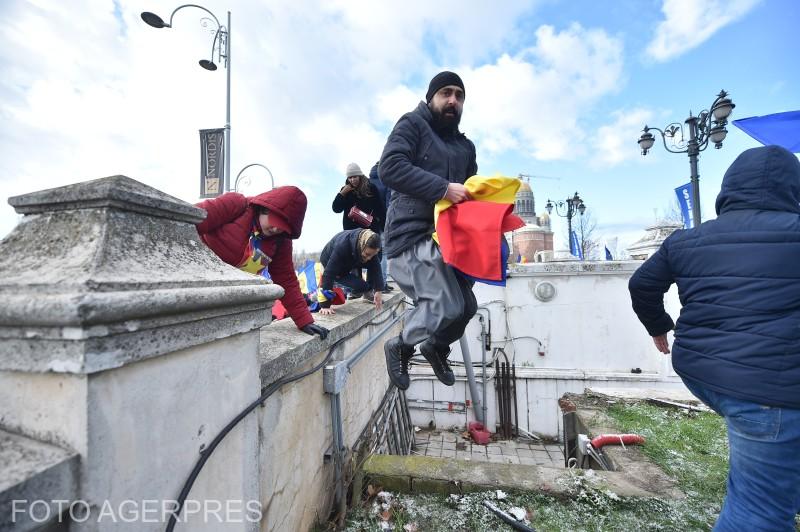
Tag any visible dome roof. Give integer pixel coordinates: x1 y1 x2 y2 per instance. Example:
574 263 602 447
518 181 532 193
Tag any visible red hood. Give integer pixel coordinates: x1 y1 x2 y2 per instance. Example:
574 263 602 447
249 186 307 239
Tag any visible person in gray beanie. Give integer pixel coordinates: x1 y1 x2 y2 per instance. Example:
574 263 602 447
378 71 477 390
332 162 382 232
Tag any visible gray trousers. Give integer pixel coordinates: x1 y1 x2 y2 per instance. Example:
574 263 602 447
388 238 477 347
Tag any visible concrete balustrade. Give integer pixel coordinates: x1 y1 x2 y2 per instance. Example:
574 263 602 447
0 175 402 532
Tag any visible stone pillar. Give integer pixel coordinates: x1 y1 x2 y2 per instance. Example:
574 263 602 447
0 176 282 531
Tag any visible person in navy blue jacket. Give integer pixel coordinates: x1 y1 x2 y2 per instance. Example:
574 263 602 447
628 145 800 531
317 229 384 315
379 71 478 391
368 161 393 293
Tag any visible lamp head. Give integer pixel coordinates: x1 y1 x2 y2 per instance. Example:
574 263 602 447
545 200 553 215
709 125 727 148
141 12 168 28
638 128 655 155
199 59 218 71
578 203 586 215
712 97 735 121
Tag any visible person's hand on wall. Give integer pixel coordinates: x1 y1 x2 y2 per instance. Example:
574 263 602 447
373 291 383 311
319 308 335 316
302 323 330 340
652 334 670 354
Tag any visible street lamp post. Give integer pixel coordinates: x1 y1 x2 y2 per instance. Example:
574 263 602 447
234 163 275 192
545 192 586 257
637 90 735 227
141 5 232 193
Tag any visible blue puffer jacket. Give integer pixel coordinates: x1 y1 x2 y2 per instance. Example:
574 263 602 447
629 145 800 408
379 101 477 258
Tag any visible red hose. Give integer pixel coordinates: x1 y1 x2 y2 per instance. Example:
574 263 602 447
590 433 645 449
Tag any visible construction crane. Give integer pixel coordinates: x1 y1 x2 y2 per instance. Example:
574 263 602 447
518 173 562 182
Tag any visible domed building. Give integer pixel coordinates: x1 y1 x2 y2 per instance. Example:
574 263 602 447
508 179 554 262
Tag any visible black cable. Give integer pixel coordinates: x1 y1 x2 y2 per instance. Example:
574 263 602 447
482 500 537 531
165 308 399 531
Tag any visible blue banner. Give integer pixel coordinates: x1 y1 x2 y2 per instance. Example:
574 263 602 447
675 183 694 229
570 230 584 259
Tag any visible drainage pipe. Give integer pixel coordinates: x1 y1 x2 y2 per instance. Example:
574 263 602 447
476 309 492 426
458 336 484 425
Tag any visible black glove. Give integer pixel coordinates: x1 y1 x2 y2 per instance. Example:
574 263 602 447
301 323 329 340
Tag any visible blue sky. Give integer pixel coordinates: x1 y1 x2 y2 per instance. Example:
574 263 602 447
1 0 798 254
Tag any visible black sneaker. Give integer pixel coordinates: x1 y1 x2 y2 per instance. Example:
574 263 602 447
419 341 455 386
384 336 414 390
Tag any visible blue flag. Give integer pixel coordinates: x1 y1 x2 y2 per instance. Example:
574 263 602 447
733 111 800 153
570 230 584 259
605 246 613 260
674 183 694 229
297 259 317 294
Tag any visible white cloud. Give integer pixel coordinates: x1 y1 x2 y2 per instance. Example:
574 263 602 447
0 1 623 252
646 0 761 62
463 24 624 161
591 108 655 166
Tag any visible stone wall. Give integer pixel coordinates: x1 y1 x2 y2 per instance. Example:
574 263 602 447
0 176 402 532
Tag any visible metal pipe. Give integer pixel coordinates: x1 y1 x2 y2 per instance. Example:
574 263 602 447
477 311 490 428
687 116 701 226
495 359 504 437
458 335 484 424
330 393 342 509
347 309 402 370
512 362 519 437
224 10 231 192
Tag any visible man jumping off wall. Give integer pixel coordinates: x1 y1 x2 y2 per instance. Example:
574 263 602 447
378 71 478 391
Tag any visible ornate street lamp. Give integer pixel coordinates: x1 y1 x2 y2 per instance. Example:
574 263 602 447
141 5 232 192
234 163 275 192
638 90 735 227
545 192 586 257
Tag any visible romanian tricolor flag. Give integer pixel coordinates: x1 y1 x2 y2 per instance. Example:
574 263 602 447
434 175 525 284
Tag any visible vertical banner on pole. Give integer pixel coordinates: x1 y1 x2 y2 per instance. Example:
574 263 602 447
674 183 694 229
199 128 226 198
570 230 584 259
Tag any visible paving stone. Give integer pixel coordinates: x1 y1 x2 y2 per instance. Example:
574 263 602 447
486 445 503 455
441 449 456 458
426 447 442 458
442 432 459 443
442 441 456 451
500 445 518 456
519 457 539 466
516 448 534 458
471 448 488 459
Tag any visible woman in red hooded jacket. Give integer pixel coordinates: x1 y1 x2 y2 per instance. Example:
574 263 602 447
195 186 329 339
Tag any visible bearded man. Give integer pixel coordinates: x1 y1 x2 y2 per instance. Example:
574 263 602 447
378 71 478 390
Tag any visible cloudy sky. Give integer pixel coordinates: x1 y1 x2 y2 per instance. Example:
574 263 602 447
1 0 798 254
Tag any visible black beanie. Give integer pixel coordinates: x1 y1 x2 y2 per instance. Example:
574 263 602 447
425 71 465 103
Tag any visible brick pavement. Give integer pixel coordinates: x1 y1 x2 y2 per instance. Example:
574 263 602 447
412 429 563 468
